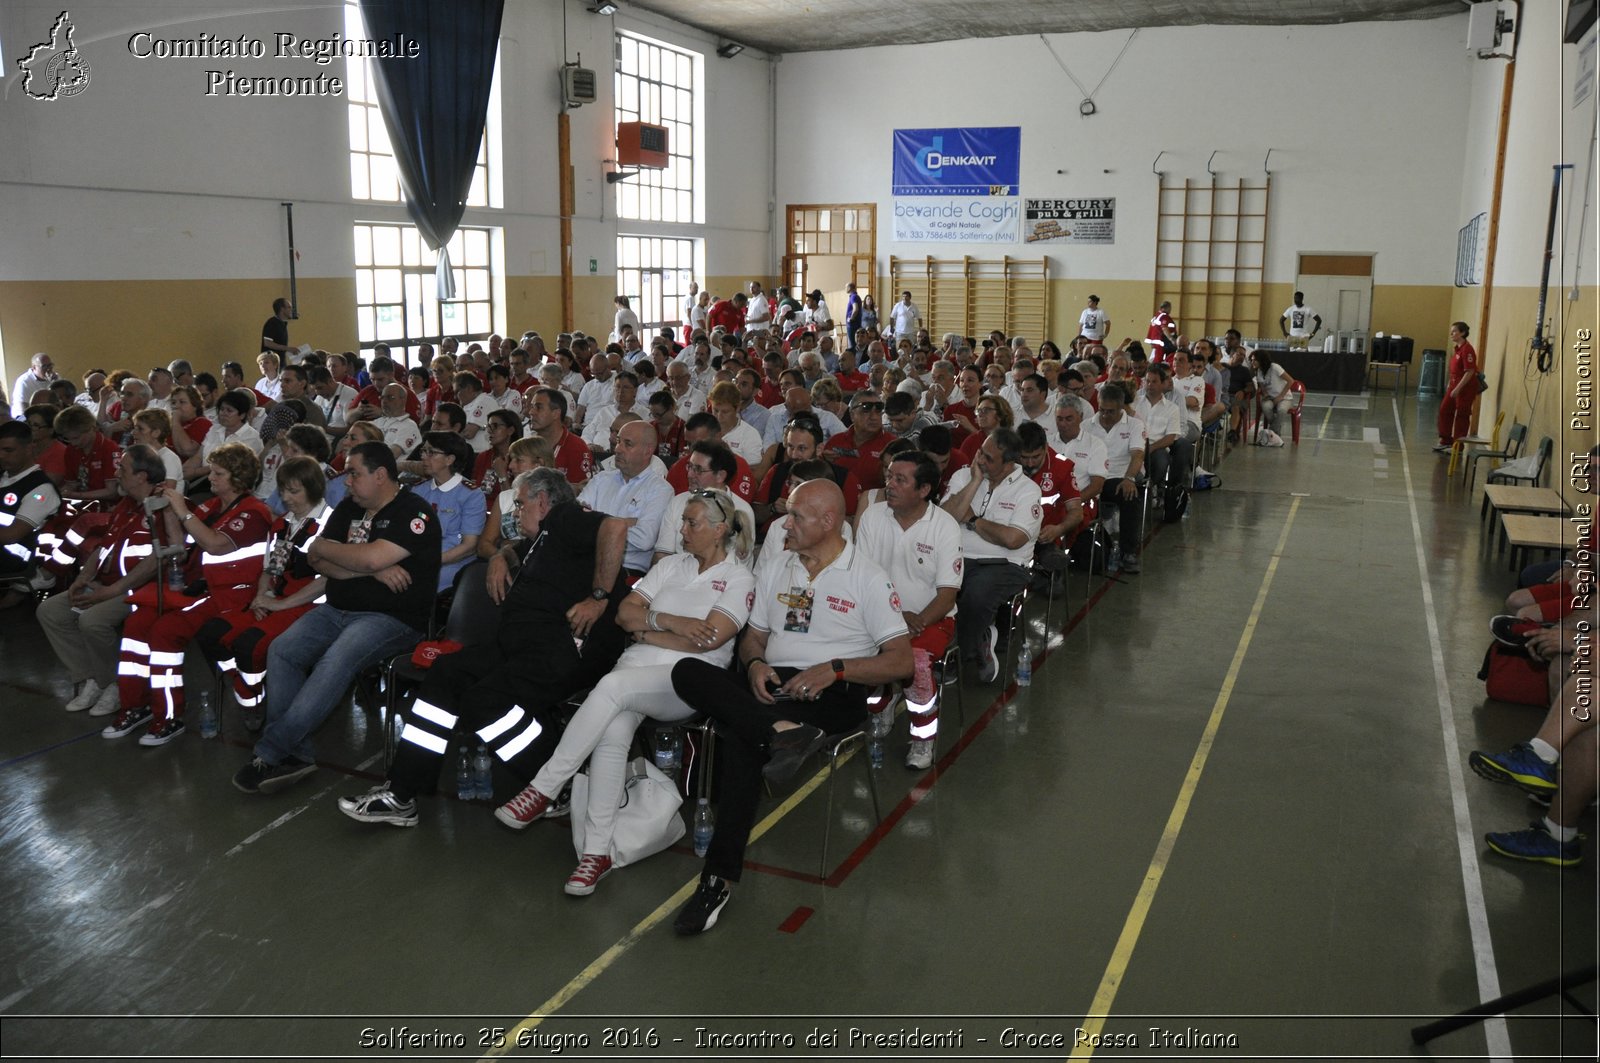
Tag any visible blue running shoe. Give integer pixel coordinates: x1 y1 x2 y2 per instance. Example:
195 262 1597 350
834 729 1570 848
1485 822 1582 867
1468 743 1557 795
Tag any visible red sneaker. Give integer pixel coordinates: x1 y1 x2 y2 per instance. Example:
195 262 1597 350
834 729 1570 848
564 854 614 896
494 784 551 830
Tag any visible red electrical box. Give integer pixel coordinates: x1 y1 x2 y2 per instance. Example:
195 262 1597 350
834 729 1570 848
616 121 670 168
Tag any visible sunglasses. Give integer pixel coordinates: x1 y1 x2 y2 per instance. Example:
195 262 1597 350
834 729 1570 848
856 402 885 412
688 488 733 525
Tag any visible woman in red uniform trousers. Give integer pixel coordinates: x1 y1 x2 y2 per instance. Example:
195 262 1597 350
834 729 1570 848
1435 321 1481 453
196 457 332 731
101 443 272 746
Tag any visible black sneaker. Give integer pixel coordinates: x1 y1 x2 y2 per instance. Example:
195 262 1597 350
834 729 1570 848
1490 614 1546 649
763 724 827 784
101 705 152 740
137 718 186 747
233 756 318 795
673 874 731 935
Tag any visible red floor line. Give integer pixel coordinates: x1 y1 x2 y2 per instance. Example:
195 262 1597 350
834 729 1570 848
807 444 1244 888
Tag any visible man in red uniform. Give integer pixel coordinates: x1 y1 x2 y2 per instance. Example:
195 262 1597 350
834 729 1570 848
664 412 755 499
348 356 422 423
1017 421 1081 590
1147 301 1176 362
825 390 892 490
526 387 593 488
39 445 180 719
708 291 748 336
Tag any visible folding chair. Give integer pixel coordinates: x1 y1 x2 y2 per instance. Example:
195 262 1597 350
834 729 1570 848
1447 410 1504 478
1464 422 1525 492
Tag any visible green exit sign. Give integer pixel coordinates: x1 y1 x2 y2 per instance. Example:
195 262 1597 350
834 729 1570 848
589 258 598 274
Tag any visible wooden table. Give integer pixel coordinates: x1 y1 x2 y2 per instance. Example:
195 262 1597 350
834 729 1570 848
1500 513 1577 570
1482 485 1569 552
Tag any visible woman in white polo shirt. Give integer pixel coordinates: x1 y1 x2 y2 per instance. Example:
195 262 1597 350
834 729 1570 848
493 491 755 897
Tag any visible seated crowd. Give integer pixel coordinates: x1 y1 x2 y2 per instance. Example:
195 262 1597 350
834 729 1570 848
1 290 1284 934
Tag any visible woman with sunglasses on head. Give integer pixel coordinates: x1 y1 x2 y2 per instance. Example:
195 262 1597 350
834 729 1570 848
494 489 756 897
411 430 484 593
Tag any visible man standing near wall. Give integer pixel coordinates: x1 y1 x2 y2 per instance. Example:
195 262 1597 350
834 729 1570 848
1078 295 1109 344
262 298 293 357
889 291 921 343
1280 292 1322 348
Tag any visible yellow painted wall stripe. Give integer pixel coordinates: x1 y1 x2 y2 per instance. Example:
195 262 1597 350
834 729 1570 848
482 750 850 1060
1069 497 1301 1060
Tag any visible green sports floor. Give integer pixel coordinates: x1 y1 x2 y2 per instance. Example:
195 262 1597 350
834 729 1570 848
1 392 1594 1062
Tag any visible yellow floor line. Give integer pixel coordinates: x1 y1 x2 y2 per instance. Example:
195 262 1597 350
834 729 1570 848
1068 497 1301 1060
483 752 847 1060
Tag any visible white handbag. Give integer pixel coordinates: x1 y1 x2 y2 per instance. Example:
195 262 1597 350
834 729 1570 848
570 756 685 867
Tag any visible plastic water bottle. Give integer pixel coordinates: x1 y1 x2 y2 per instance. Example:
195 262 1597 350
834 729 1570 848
195 689 219 739
472 743 493 802
166 556 185 591
1108 542 1122 574
455 744 474 801
653 726 681 778
1016 641 1032 687
692 798 714 857
867 705 892 768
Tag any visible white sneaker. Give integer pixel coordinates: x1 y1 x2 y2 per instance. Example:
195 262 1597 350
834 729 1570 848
65 679 102 713
905 739 934 771
88 682 122 717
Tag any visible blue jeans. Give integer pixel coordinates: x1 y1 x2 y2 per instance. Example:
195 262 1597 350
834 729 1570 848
255 605 421 765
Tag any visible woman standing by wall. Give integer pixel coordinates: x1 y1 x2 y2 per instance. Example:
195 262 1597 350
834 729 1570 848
1434 321 1480 453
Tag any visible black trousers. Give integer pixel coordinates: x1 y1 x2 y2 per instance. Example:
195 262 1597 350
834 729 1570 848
389 622 622 798
671 659 866 882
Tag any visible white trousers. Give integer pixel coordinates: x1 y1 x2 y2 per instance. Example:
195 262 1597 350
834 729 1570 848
528 663 697 858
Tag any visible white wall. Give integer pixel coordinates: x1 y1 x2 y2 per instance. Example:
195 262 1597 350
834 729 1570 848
0 0 775 284
773 17 1477 286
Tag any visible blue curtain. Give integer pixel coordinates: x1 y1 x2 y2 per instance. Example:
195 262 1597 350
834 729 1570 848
359 0 504 299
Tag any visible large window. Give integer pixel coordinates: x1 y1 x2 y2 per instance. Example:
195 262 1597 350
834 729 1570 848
617 236 699 333
345 2 500 208
613 32 702 223
355 224 498 366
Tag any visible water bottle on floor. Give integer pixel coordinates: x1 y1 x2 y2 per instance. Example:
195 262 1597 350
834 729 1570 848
653 725 681 778
692 798 714 857
195 690 219 739
455 743 474 801
472 743 493 801
1016 641 1032 687
867 704 892 768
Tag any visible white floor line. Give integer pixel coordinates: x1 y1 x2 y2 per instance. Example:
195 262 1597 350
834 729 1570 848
1391 397 1511 1062
226 751 384 858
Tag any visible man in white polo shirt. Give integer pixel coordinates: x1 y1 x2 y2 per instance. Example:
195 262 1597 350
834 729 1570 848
941 427 1041 683
1014 372 1061 450
1054 395 1107 503
374 383 422 458
670 478 911 935
744 281 773 337
1134 363 1186 496
855 450 961 770
1084 383 1146 574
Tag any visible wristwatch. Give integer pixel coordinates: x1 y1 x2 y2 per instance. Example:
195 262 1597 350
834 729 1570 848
831 658 846 681
589 587 610 601
963 518 977 531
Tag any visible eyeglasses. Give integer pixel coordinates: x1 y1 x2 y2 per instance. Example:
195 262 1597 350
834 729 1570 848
420 446 443 457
